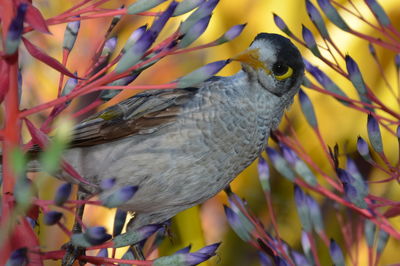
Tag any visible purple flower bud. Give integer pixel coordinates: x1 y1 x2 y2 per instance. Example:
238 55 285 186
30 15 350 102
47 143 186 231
100 177 116 190
367 114 383 153
185 243 220 265
317 0 350 31
294 185 312 232
346 157 361 180
84 226 112 245
299 89 318 128
101 37 118 57
304 60 349 104
149 1 178 35
305 0 329 39
275 257 289 266
113 224 161 248
395 54 400 68
54 183 72 206
364 220 376 248
61 75 78 98
176 245 192 254
294 185 307 207
377 229 389 254
115 30 157 73
197 242 220 255
179 0 219 34
127 0 168 15
138 224 162 239
183 253 210 265
177 59 230 88
291 251 309 265
101 185 138 208
337 168 367 208
44 211 63 225
173 0 204 16
225 23 246 40
123 25 147 53
302 25 321 57
306 195 324 233
273 13 291 36
97 248 108 258
224 205 252 242
368 43 376 57
397 126 400 138
282 144 316 186
345 55 361 78
6 247 28 266
113 209 127 237
178 15 211 48
345 56 371 105
6 3 28 55
346 158 368 200
63 18 80 51
301 231 311 254
280 144 297 165
266 147 279 162
357 136 370 157
26 217 37 229
258 251 273 266
215 23 246 45
337 168 352 184
257 156 270 192
329 239 345 266
266 147 295 181
365 0 391 26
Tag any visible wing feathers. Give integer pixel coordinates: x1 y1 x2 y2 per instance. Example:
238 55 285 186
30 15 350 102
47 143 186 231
68 87 199 147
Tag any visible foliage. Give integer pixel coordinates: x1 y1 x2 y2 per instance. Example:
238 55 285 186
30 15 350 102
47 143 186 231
225 0 400 265
0 0 244 264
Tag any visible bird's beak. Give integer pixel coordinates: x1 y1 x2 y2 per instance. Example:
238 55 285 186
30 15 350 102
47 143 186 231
232 48 271 74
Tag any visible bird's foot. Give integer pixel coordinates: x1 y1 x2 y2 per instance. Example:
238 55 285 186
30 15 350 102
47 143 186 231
61 241 86 266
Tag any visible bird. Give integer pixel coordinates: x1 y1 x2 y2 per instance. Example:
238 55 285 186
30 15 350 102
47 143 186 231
58 32 305 230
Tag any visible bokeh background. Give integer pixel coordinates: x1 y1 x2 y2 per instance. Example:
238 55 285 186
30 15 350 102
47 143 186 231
21 0 400 265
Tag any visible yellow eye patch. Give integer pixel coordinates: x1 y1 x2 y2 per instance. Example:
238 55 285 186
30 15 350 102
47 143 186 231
274 65 293 81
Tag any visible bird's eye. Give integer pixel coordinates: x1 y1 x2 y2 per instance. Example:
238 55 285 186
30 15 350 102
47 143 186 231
272 62 293 81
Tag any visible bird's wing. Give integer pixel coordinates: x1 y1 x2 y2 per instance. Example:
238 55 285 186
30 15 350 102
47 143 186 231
69 87 199 147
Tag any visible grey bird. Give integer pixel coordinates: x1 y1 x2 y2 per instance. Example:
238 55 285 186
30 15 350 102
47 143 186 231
59 33 304 230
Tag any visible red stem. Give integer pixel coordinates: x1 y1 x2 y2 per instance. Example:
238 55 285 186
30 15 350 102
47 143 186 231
265 192 294 264
0 55 22 264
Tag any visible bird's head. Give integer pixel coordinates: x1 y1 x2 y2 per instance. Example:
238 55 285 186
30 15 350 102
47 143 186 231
233 33 304 97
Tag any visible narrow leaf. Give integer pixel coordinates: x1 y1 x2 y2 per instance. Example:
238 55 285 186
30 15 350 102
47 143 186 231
22 37 78 78
26 3 51 34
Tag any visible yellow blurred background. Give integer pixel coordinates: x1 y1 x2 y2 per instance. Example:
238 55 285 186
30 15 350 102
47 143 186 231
22 0 400 265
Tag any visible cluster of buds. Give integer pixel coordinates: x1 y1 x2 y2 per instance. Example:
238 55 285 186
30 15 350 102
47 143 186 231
0 0 248 264
222 0 400 265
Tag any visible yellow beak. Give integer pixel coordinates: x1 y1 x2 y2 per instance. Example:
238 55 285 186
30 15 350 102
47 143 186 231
232 48 271 74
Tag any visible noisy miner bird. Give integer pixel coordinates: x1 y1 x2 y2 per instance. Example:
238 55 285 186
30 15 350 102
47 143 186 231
59 33 304 230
